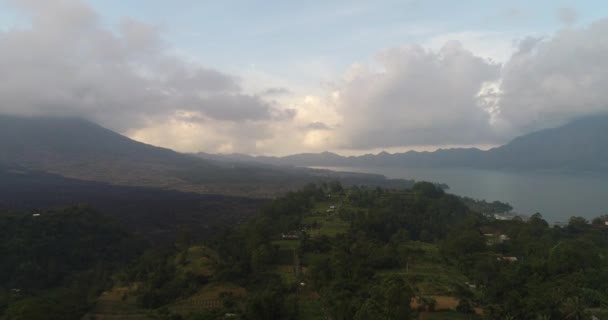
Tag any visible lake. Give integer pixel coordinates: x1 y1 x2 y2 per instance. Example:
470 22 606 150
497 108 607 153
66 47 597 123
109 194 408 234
313 166 608 223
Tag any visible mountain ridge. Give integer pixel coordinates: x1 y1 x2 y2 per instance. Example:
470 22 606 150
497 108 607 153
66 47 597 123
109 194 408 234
0 115 414 196
197 115 608 172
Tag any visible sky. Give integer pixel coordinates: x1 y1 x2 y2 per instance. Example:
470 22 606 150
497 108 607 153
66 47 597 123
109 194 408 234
1 0 608 155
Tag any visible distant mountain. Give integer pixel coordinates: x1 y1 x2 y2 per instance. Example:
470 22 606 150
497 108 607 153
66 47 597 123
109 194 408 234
0 115 413 196
480 116 608 171
0 115 215 191
197 115 608 172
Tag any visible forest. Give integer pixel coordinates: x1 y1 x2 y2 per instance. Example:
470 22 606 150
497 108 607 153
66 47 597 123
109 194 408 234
2 182 608 319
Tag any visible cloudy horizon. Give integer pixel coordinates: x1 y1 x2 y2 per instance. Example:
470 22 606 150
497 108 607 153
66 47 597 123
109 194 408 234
1 0 608 156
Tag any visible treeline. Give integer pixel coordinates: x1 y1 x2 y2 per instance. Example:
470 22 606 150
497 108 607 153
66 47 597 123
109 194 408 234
460 197 513 215
208 182 478 319
4 182 608 320
299 183 476 319
209 182 608 319
0 206 146 319
442 213 608 319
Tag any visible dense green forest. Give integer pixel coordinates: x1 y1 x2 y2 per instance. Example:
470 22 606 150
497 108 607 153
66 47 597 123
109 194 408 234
0 206 145 319
2 183 608 319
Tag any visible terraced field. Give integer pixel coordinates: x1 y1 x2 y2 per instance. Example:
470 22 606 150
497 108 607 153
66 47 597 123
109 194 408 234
170 283 246 315
83 193 480 320
82 286 151 320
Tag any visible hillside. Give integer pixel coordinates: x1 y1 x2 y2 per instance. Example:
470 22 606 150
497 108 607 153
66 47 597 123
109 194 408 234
0 115 413 197
0 116 215 191
201 115 608 172
0 167 265 241
70 183 608 320
482 116 608 171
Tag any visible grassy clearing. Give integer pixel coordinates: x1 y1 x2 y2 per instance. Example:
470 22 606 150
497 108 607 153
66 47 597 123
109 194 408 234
390 242 467 295
179 283 245 302
84 286 152 320
273 264 298 284
421 311 481 320
87 246 225 319
308 218 349 237
176 245 216 277
412 295 461 310
82 315 153 320
301 197 350 238
169 283 245 315
379 262 467 296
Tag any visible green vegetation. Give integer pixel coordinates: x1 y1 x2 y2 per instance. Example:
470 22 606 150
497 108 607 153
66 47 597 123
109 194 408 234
3 182 608 319
0 206 145 320
461 197 513 215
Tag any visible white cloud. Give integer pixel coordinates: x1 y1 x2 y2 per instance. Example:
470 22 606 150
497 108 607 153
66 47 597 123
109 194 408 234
425 31 517 63
2 0 608 156
329 41 501 150
0 0 290 149
489 19 608 135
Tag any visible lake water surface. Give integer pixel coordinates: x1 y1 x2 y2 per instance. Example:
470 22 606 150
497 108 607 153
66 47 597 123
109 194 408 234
313 166 608 223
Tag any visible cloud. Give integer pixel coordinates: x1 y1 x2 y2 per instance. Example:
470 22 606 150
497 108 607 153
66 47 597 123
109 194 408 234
488 19 608 135
2 0 608 156
306 121 332 130
319 20 608 152
0 0 288 137
261 87 291 96
330 41 501 149
425 31 517 63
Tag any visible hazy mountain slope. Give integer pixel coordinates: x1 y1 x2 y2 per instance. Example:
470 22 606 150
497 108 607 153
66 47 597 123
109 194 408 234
198 115 608 172
482 116 608 171
0 115 217 191
0 115 413 196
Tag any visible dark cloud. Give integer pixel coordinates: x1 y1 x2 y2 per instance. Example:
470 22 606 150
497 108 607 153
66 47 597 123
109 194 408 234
0 0 286 132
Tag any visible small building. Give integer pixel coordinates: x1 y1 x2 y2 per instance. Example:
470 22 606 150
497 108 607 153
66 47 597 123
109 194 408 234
499 234 510 241
497 256 518 262
32 213 41 217
281 232 300 240
494 213 517 221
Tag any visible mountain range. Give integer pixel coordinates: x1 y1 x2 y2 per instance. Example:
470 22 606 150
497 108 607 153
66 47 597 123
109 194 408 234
197 115 608 173
0 115 412 197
